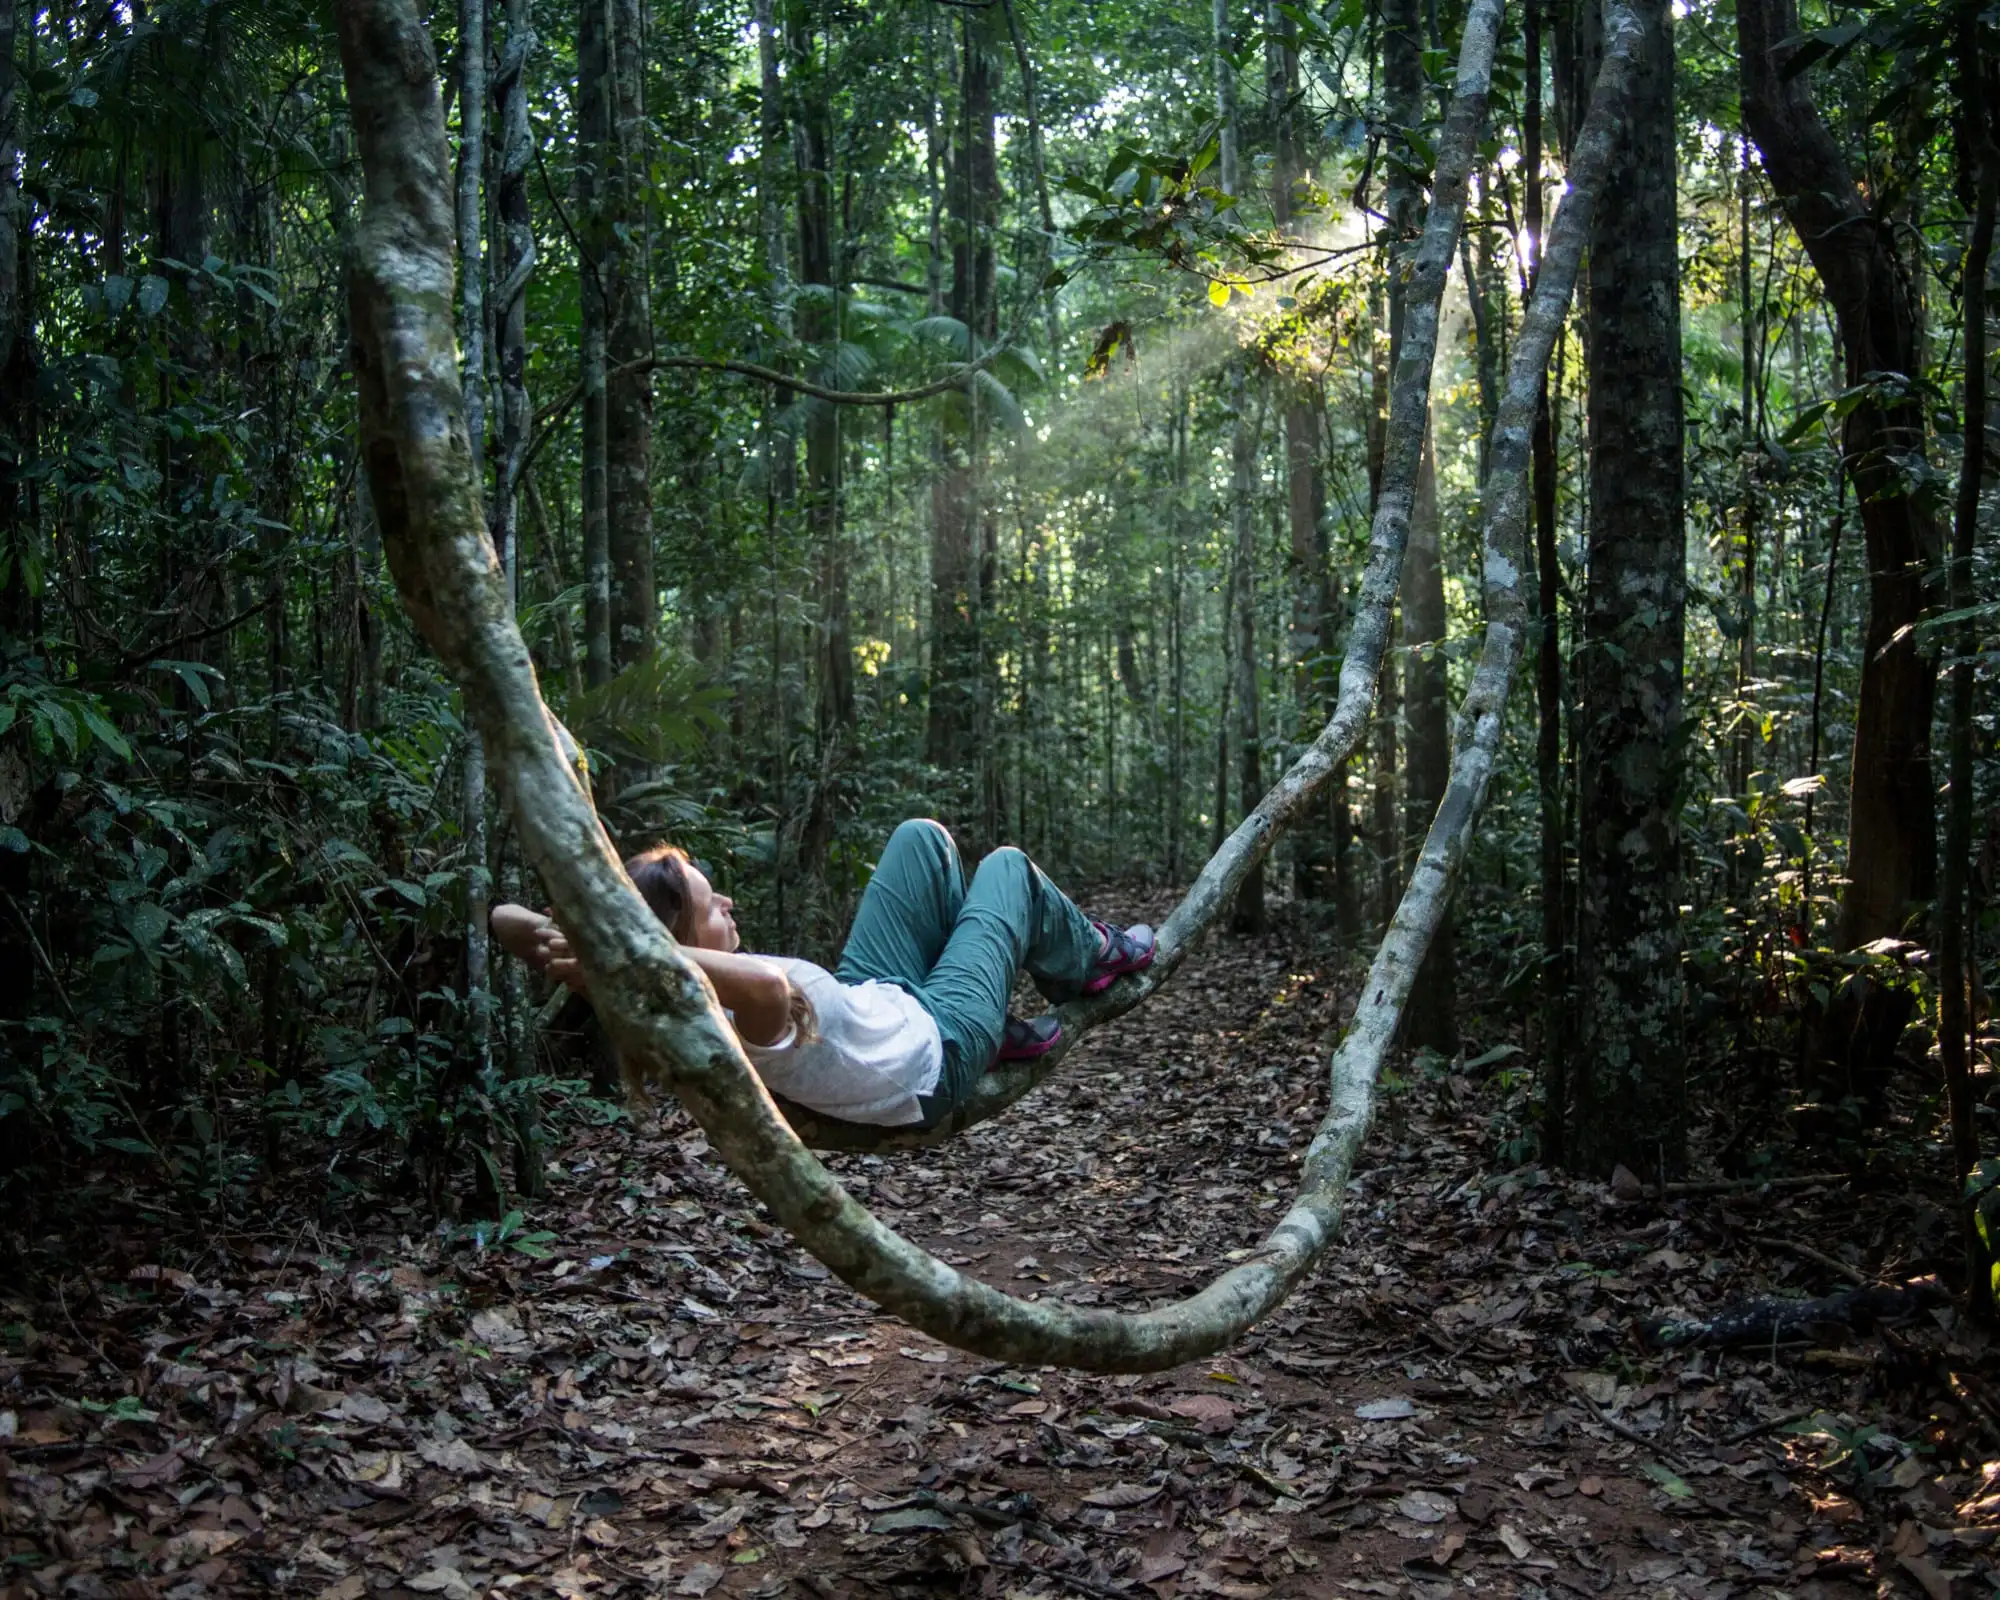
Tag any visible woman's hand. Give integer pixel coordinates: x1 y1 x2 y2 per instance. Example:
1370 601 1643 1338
489 904 590 994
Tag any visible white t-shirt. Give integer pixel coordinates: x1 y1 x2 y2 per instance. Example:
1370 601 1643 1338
740 957 943 1127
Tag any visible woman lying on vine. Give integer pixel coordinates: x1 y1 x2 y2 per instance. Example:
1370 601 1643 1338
489 819 1154 1129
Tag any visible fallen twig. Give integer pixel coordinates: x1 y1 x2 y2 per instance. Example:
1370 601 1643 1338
1723 1407 1815 1446
1659 1173 1848 1198
1747 1233 1872 1287
1578 1393 1691 1473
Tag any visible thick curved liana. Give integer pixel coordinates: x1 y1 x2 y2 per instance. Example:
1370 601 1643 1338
334 0 1635 1370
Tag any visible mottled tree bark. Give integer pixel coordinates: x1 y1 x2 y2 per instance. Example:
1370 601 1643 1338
1738 0 1938 949
1568 0 1686 1180
606 0 654 671
1400 436 1456 1053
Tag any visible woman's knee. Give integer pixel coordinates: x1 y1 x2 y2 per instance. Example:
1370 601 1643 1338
973 845 1030 886
886 817 956 864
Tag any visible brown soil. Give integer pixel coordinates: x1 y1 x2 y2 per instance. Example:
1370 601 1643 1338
4 895 1997 1599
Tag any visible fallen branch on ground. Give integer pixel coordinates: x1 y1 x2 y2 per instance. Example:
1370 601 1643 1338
1644 1281 1946 1349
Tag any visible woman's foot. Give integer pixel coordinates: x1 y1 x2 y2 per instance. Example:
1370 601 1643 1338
1081 920 1155 995
998 1015 1063 1062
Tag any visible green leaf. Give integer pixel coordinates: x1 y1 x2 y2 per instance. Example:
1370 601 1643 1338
138 275 170 317
1208 279 1231 308
1639 1463 1694 1499
1461 1043 1523 1072
75 703 131 761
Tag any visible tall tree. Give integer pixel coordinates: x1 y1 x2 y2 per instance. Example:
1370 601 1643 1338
0 0 29 634
925 14 999 781
457 0 493 1072
1213 0 1263 934
577 0 613 687
1269 0 1331 902
1738 0 1937 949
606 0 654 671
1567 0 1687 1178
1524 0 1571 1160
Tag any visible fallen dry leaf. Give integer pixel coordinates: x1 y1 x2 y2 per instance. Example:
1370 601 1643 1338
1082 1481 1163 1508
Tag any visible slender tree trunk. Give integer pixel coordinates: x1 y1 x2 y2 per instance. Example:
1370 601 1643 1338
1214 0 1263 933
1731 133 1758 808
1941 44 1995 1307
0 0 32 635
1168 381 1189 882
1568 0 1686 1180
1525 0 1571 1162
1000 0 1060 359
494 4 535 605
457 0 493 1078
1229 378 1264 934
1400 435 1455 1052
351 471 385 731
1739 0 1939 949
794 16 848 744
606 0 653 672
577 0 612 688
755 0 789 308
493 0 543 1196
926 17 998 774
1271 0 1330 901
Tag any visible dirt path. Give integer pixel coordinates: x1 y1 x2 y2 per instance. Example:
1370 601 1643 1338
3 898 1996 1598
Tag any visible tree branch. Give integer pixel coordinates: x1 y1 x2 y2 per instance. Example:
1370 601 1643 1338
335 0 1632 1371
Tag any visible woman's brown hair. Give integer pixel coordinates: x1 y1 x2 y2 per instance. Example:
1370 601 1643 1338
624 844 697 942
623 842 816 1045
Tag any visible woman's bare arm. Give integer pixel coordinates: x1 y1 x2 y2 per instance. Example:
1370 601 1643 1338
492 904 792 1047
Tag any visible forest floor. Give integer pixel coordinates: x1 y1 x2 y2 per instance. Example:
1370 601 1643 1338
5 893 2000 1600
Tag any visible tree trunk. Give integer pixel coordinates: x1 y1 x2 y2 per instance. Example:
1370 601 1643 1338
456 0 493 1085
1940 46 1995 1305
577 0 612 688
1215 0 1262 933
0 0 31 634
1400 434 1455 1053
1568 0 1686 1181
606 0 653 672
1271 0 1331 902
1000 0 1060 359
925 17 998 774
1525 0 1570 1163
1229 371 1264 934
1738 0 1938 949
493 0 543 1197
494 2 535 604
793 11 848 746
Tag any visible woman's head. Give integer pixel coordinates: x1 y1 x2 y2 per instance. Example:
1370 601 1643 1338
624 844 740 951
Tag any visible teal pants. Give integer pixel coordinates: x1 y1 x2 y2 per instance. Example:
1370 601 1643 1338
835 820 1101 1121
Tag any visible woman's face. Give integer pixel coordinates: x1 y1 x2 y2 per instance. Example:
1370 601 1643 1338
679 864 741 951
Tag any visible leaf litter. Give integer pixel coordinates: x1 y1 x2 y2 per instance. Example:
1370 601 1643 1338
3 893 1998 1597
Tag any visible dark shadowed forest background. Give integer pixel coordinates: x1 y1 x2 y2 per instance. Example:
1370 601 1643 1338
0 0 1997 1287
